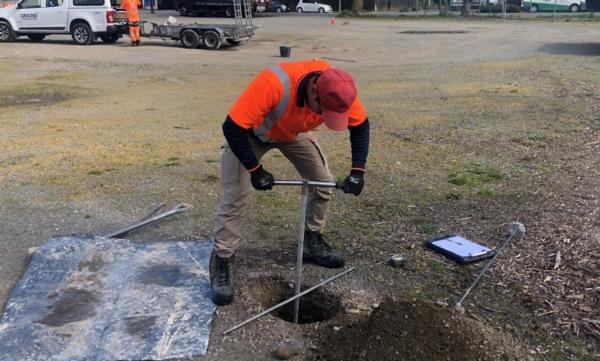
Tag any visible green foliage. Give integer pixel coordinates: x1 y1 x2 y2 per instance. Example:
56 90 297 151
448 164 502 186
427 259 447 273
414 216 440 234
479 4 522 12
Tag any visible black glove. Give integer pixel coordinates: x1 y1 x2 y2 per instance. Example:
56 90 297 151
250 164 275 191
342 170 364 196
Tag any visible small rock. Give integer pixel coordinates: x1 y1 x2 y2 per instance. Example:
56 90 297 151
371 303 380 309
273 345 299 360
333 326 341 331
27 247 39 255
454 305 466 314
387 254 406 268
505 324 514 331
436 300 449 307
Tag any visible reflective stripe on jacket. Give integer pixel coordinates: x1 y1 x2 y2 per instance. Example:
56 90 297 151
228 60 367 143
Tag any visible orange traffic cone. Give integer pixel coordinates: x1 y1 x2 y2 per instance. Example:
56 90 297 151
330 17 336 25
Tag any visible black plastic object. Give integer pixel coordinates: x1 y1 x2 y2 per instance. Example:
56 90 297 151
426 234 495 264
0 237 215 361
280 46 291 57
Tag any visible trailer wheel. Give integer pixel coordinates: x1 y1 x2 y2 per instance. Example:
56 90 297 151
0 21 16 42
180 29 200 49
100 33 119 43
202 30 221 50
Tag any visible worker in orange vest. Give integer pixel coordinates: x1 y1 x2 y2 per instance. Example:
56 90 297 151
122 0 141 46
211 59 370 305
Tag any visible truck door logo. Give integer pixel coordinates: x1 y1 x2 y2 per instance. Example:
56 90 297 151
20 13 38 20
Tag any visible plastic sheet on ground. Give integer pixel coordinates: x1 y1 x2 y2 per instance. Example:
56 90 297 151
0 236 215 361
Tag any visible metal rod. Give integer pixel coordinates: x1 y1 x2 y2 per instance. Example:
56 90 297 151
456 223 525 307
321 56 357 63
274 180 341 188
104 203 192 239
222 267 355 336
138 203 167 222
293 181 309 324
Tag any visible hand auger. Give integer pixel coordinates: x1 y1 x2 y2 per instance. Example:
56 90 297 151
222 180 354 335
273 180 344 189
273 180 345 324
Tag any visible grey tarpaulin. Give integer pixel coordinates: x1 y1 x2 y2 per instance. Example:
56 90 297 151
0 236 215 361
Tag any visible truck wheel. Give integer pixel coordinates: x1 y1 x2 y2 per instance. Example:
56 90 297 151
0 21 16 42
225 6 234 17
180 29 199 48
100 33 119 43
71 22 94 45
27 34 46 41
202 30 221 50
226 39 241 46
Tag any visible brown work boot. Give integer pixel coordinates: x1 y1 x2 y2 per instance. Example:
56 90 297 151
303 230 345 268
210 250 234 306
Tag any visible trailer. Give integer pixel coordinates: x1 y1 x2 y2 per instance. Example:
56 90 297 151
140 0 255 50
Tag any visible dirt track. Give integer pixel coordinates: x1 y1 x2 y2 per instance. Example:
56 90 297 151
1 11 599 360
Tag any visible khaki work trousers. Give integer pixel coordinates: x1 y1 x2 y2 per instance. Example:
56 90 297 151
213 132 333 258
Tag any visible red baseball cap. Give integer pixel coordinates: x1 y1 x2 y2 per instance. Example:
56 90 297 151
316 68 357 131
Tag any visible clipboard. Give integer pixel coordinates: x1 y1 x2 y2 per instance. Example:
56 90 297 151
426 234 495 264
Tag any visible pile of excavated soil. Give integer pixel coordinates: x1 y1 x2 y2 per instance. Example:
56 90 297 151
312 298 534 361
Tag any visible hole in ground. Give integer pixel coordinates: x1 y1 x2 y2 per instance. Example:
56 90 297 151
248 278 341 324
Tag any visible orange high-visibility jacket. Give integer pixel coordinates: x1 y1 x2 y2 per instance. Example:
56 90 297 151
122 0 140 22
228 60 367 143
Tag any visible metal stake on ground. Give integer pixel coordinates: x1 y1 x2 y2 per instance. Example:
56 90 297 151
273 180 343 323
455 222 525 309
222 267 355 335
104 203 192 238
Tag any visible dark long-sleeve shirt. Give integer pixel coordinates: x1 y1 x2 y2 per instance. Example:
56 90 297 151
222 116 370 172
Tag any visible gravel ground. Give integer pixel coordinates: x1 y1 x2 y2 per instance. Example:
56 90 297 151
1 11 599 360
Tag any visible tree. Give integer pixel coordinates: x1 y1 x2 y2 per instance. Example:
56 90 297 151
352 0 363 15
461 0 471 15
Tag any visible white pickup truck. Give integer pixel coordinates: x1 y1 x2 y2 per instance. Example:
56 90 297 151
0 0 127 45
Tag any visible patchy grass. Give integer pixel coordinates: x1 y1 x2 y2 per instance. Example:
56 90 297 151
427 259 447 273
88 168 117 176
448 164 502 187
0 83 74 107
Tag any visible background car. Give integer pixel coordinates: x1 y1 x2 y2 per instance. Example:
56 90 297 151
295 0 332 13
176 0 265 16
269 0 288 11
521 0 584 12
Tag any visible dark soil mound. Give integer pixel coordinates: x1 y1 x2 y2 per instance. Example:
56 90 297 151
313 298 531 361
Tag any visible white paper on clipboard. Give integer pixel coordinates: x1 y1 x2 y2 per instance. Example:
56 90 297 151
431 236 493 257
